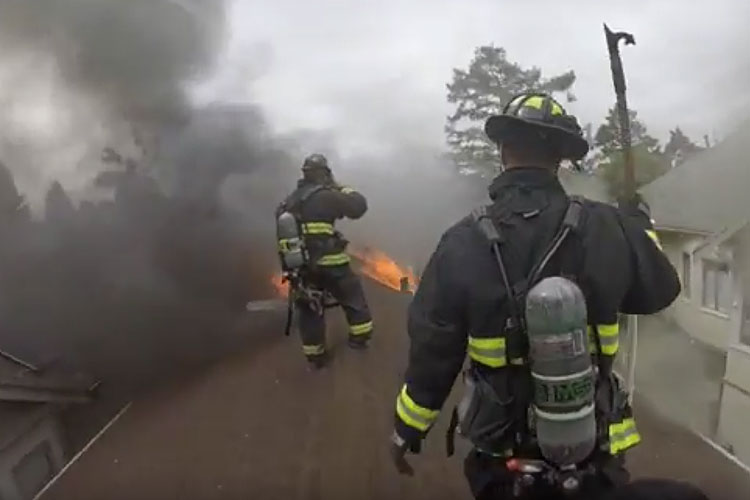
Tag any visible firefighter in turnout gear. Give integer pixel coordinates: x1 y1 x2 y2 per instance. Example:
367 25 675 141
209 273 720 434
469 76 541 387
389 93 680 499
276 153 373 369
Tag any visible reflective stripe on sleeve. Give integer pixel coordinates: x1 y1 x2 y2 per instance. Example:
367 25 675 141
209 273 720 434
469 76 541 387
302 222 335 235
468 336 507 368
340 187 356 194
645 229 663 250
317 253 351 266
349 321 373 336
396 385 439 432
609 417 642 454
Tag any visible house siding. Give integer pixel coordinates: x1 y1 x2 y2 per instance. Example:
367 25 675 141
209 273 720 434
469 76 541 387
715 227 750 466
718 344 750 466
660 232 740 351
0 409 66 500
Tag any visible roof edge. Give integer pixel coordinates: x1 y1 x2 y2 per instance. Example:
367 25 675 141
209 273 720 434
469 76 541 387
653 225 713 236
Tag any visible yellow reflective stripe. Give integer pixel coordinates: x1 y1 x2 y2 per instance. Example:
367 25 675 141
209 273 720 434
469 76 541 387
609 418 641 454
317 253 351 266
302 344 325 356
302 222 335 235
550 102 564 116
598 324 619 337
588 324 620 356
340 187 356 194
278 239 291 252
350 321 373 336
645 230 663 250
468 336 507 368
524 95 545 109
396 386 439 432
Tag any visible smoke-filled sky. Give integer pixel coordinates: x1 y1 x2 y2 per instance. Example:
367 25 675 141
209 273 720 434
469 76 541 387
200 0 750 156
0 0 226 202
1 0 749 201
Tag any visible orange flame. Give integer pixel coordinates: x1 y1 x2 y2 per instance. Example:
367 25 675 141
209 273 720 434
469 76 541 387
350 247 419 294
269 248 419 297
271 273 289 298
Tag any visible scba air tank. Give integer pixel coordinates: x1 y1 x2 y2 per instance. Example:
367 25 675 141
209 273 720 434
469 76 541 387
276 211 306 270
524 276 596 466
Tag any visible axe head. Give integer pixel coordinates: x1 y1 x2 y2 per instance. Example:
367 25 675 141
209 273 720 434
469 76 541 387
604 23 636 47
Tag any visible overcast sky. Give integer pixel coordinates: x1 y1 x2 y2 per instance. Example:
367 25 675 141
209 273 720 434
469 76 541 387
199 0 750 156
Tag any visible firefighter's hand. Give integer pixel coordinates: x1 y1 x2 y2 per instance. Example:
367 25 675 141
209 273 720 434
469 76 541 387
390 431 417 476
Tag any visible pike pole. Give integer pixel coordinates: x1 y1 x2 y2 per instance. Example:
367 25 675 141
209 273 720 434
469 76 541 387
604 23 638 404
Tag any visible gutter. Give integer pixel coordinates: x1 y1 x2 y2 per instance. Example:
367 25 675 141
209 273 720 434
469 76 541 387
693 219 749 257
652 225 713 236
0 349 39 372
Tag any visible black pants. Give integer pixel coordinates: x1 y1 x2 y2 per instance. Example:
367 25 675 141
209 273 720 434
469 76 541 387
295 264 372 360
464 449 629 500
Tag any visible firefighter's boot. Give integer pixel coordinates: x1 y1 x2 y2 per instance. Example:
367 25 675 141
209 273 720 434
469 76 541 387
348 335 370 350
307 352 329 370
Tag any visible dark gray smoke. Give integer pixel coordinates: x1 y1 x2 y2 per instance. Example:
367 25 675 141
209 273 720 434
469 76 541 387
0 0 228 201
0 0 305 450
0 0 225 124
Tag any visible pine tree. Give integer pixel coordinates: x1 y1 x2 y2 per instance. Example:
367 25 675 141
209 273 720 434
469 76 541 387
445 45 576 174
664 127 703 167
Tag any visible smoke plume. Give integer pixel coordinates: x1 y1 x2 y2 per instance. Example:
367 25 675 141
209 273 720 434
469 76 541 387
0 0 227 202
0 0 304 449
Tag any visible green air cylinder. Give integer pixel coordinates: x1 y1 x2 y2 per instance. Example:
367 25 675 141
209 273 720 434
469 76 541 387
525 276 596 466
276 211 306 270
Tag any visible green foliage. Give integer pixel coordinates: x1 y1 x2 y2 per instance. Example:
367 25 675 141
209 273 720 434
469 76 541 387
664 127 704 167
594 106 671 199
597 144 671 200
445 45 576 174
594 107 660 157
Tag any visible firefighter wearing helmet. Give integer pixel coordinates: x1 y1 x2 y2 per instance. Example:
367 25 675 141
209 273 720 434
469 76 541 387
389 93 680 499
275 153 373 369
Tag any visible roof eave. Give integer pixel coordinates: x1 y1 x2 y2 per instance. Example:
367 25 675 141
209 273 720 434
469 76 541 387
0 385 94 405
652 224 713 236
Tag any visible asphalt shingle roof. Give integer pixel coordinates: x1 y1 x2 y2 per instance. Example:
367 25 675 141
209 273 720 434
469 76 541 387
641 120 750 234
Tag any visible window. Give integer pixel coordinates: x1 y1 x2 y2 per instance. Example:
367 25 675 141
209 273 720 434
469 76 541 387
681 253 691 298
702 260 731 313
13 441 54 500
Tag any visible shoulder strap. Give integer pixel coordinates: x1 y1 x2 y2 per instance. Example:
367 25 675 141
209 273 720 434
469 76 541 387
283 184 327 216
525 196 584 287
472 197 587 321
472 205 520 320
298 184 326 205
558 196 586 280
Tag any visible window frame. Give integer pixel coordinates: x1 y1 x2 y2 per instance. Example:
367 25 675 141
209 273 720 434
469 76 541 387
681 252 692 298
701 259 730 314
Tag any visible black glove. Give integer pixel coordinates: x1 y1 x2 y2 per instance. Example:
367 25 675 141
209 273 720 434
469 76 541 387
390 431 420 476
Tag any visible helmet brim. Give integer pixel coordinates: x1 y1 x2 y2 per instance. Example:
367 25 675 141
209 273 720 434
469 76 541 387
485 115 590 161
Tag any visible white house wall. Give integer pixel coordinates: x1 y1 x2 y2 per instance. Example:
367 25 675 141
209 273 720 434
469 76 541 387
715 226 750 467
660 232 740 351
718 344 750 466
